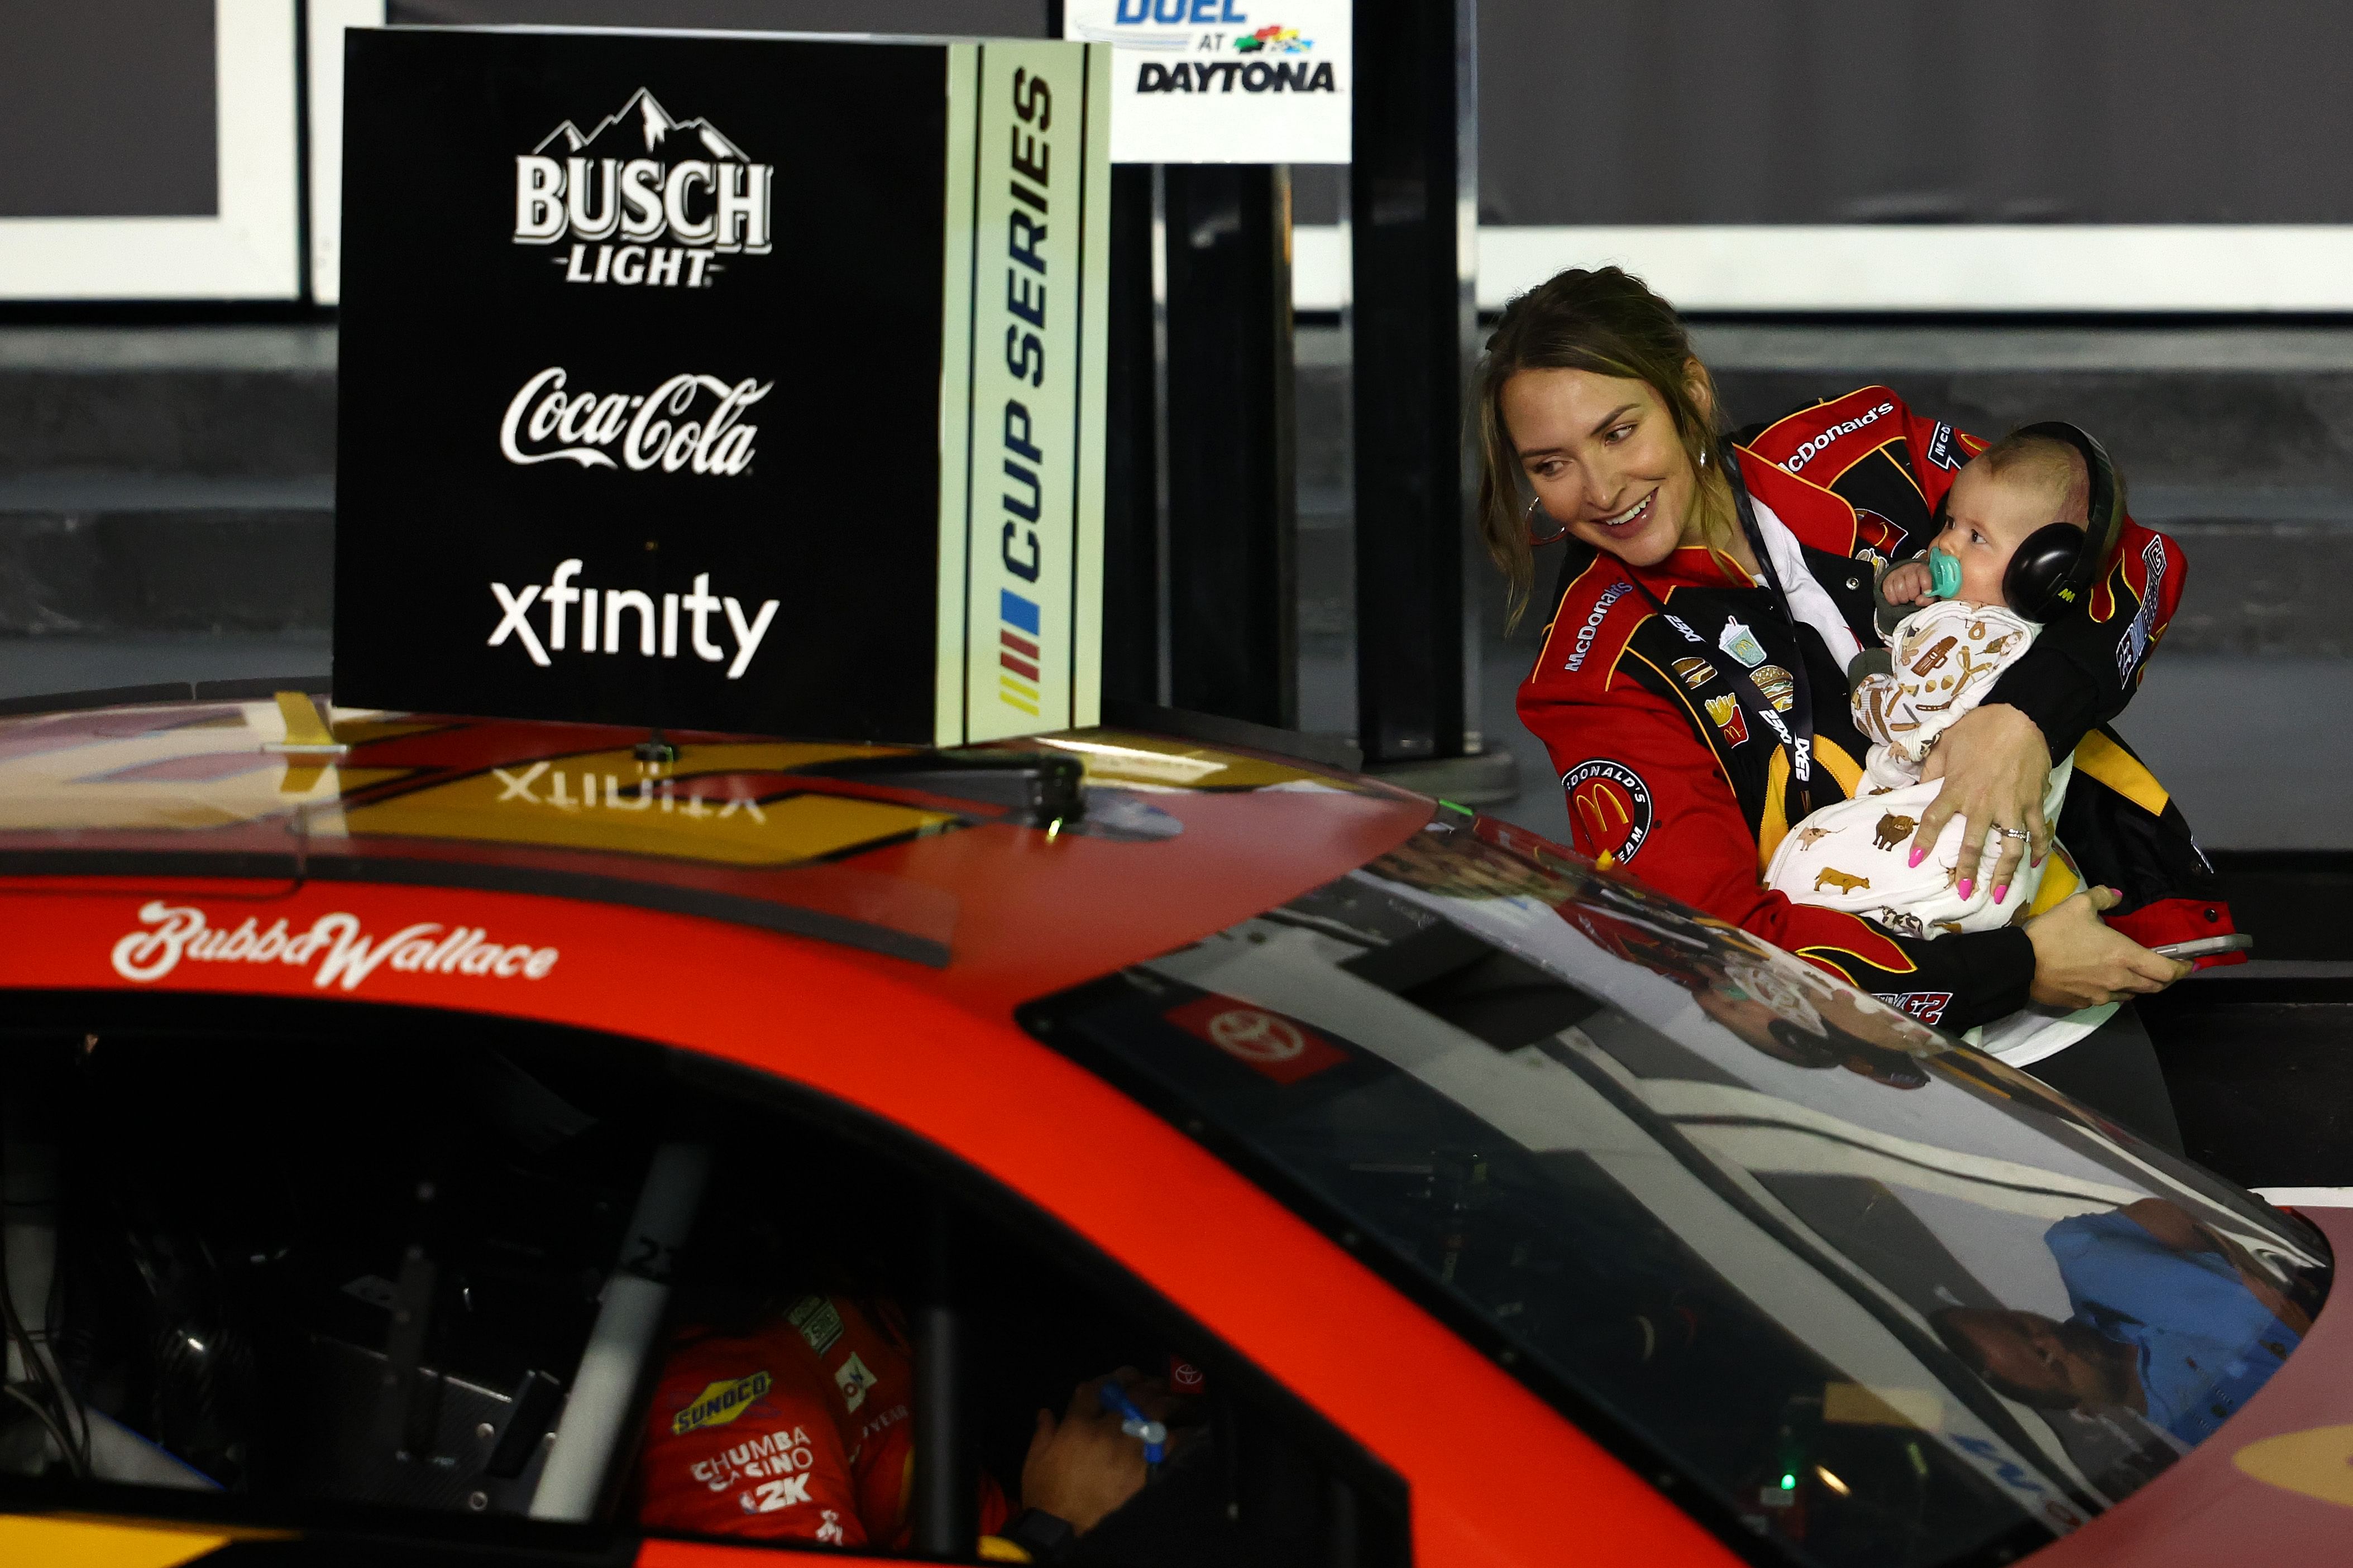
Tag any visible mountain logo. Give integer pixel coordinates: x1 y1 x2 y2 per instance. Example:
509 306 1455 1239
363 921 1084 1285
513 88 774 291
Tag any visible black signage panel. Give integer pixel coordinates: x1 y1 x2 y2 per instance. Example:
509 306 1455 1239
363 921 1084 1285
334 28 1108 744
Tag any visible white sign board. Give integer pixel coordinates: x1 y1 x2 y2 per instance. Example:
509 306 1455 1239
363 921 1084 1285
1065 0 1350 165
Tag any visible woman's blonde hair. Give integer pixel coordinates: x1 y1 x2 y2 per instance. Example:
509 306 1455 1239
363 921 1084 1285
1474 266 1732 627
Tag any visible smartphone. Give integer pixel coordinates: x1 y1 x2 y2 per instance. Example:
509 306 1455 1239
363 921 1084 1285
2149 933 2254 961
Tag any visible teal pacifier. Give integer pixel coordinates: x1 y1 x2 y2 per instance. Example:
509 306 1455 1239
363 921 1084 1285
1927 549 1963 600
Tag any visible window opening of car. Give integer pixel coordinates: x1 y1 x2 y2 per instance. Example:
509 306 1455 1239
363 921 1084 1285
0 996 1404 1567
1019 818 2332 1568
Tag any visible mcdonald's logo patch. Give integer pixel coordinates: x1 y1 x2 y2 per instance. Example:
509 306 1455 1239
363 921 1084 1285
1562 759 1652 865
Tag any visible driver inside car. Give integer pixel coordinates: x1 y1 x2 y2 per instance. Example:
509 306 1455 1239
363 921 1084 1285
639 1290 1176 1555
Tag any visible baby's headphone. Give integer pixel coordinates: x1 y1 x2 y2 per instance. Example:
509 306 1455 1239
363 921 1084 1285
1939 420 2125 622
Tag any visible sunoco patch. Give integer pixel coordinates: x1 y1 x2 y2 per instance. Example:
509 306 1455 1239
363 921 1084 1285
672 1369 772 1435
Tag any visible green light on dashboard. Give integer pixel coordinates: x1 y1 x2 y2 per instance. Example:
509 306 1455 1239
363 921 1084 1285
1779 1473 1797 1491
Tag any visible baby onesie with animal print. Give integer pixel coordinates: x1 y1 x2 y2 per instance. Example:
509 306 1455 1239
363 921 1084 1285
1764 598 2072 939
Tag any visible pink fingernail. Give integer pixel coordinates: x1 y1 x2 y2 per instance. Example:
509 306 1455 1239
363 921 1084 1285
1993 883 2009 904
1908 847 1926 868
1958 879 1974 899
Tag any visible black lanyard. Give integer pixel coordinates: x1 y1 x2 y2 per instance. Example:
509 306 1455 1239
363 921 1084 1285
1618 444 1820 821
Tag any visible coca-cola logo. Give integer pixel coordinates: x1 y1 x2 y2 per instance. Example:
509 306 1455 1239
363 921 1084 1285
109 902 559 992
500 367 769 476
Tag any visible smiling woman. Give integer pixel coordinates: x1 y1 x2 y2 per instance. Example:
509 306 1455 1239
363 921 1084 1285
1472 267 2224 1072
1475 274 1753 618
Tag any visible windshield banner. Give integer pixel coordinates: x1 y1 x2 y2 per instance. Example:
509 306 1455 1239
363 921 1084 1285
334 29 1109 745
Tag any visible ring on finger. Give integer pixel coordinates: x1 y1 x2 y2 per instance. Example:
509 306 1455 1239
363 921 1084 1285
1993 825 2031 841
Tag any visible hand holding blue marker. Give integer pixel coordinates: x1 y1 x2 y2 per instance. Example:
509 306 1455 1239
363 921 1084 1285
1097 1379 1168 1465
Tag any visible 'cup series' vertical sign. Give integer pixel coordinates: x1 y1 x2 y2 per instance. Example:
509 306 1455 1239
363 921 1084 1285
333 29 1108 746
936 44 1112 744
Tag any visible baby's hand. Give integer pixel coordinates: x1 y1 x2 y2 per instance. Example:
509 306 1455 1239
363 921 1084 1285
1881 560 1935 605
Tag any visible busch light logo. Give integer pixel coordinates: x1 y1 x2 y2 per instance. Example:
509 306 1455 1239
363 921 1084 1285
513 88 772 290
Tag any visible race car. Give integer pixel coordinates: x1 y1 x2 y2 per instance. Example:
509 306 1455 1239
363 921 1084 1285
0 686 2341 1568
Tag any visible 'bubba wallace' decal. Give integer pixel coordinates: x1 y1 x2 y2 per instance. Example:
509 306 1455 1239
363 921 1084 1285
1563 760 1653 865
111 901 559 990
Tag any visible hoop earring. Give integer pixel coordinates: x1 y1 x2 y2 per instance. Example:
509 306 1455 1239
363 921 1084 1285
1697 445 1710 468
1526 496 1568 548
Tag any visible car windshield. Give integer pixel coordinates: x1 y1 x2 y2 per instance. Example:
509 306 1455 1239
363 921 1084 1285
1020 814 2331 1568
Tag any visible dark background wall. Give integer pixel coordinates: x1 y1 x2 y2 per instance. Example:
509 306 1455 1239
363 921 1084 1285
1306 1 2353 228
0 0 216 217
17 1 2348 228
1474 0 2353 226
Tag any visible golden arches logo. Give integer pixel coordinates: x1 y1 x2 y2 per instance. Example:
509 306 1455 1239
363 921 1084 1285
1573 784 1629 838
1562 759 1652 863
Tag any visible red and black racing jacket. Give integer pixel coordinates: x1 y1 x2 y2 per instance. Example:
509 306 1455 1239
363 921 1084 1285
1519 387 2231 1033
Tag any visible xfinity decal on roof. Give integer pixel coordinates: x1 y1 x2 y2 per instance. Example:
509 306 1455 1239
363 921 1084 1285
111 903 559 991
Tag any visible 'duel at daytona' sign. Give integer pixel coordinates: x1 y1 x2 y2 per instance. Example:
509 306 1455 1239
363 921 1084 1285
334 30 1109 745
1065 0 1349 164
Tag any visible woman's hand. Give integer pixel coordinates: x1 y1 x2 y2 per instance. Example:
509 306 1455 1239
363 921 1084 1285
2024 886 2192 1009
1913 703 2052 899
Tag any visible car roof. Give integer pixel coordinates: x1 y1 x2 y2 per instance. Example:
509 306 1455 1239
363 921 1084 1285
0 696 1433 1015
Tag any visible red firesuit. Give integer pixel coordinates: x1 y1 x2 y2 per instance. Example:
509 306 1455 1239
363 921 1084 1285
639 1294 1010 1549
1518 387 2231 1033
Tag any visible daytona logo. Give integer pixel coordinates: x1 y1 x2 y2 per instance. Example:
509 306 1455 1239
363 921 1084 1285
1784 401 1896 473
1135 59 1336 93
111 903 559 990
500 368 768 476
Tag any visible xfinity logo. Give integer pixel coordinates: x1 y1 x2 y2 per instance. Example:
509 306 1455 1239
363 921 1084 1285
489 559 781 679
500 368 768 475
513 88 772 290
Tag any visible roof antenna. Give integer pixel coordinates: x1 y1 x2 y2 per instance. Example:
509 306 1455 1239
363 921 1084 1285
634 534 677 768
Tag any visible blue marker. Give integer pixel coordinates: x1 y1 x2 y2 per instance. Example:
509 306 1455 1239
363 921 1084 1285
1098 1382 1167 1465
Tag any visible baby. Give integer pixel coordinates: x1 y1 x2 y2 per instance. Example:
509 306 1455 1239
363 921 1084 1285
1764 429 2094 939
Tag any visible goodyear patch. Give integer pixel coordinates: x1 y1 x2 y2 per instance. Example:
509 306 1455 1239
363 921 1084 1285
672 1369 772 1435
835 1350 877 1413
787 1294 844 1356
